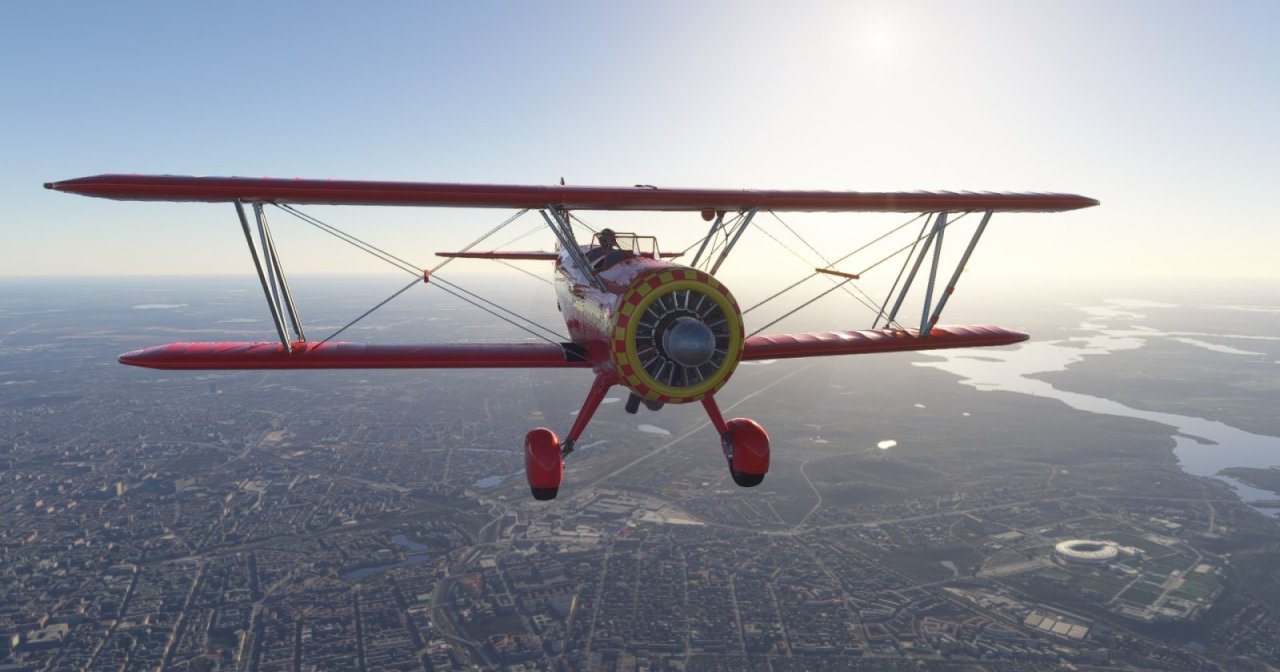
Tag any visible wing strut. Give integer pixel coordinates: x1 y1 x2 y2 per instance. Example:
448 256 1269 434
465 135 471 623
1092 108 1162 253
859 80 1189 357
541 206 604 291
688 208 758 273
254 203 306 342
688 211 724 269
235 201 303 351
885 212 947 330
924 209 992 336
880 210 994 335
921 213 946 334
709 207 757 274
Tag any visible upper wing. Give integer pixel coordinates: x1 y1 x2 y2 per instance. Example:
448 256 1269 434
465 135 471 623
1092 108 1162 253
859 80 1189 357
742 325 1027 361
119 341 591 370
46 174 1098 213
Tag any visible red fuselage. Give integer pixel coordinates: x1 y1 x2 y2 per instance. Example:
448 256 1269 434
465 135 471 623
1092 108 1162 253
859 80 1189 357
554 247 674 373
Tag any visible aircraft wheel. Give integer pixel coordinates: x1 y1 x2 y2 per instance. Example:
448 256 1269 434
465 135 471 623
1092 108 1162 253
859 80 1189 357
524 428 563 500
723 418 769 487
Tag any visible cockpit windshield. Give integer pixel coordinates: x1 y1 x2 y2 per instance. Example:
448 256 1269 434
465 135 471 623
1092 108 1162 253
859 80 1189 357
586 231 662 270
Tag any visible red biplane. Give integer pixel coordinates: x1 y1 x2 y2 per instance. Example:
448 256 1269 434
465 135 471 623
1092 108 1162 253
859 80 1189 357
46 174 1096 500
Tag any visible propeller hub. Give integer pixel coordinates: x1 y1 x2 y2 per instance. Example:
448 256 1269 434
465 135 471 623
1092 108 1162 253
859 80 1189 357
662 317 716 367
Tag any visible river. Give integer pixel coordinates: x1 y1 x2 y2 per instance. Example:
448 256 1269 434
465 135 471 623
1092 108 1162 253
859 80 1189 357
914 298 1280 516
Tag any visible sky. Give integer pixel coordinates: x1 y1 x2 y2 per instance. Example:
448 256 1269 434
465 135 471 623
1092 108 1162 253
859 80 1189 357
3 1 1279 285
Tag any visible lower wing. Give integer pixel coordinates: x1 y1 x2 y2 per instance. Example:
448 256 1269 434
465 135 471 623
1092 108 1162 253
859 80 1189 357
118 326 1022 370
119 342 590 370
742 325 1027 360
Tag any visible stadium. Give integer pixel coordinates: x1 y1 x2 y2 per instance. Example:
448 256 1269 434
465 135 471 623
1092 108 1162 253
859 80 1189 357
1054 539 1120 565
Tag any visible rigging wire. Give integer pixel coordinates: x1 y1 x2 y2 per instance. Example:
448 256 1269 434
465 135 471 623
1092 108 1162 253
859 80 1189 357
494 220 553 251
873 214 933 329
742 213 926 316
753 215 883 318
568 212 600 236
275 203 421 277
748 278 854 337
495 258 554 285
274 203 563 345
430 280 566 346
854 211 971 277
743 211 973 334
429 208 530 274
431 276 567 342
317 276 421 345
769 211 890 314
679 212 745 259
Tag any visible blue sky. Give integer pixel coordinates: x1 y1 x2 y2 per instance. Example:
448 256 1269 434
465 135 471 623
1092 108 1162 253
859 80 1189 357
4 1 1278 280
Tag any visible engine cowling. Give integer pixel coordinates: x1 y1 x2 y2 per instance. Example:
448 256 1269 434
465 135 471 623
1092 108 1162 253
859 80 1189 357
610 268 744 403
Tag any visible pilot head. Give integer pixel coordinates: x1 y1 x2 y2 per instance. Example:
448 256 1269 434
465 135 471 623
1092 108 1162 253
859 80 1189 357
598 228 617 248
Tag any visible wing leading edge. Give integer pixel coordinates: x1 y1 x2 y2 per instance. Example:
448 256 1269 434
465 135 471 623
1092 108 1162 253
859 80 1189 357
742 325 1028 360
122 327 1025 370
46 174 1098 213
119 341 591 370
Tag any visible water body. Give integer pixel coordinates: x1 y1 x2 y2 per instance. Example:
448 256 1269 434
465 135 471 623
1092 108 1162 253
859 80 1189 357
342 534 431 580
474 474 505 488
941 560 959 578
476 469 532 489
914 299 1280 516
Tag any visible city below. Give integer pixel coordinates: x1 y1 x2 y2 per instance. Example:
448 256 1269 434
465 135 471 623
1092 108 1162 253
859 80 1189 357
2 278 1278 672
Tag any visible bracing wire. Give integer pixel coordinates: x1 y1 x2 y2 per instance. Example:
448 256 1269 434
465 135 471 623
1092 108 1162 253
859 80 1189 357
495 259 554 285
768 211 891 318
276 203 421 277
742 213 926 316
748 278 854 337
494 221 552 251
873 215 933 329
854 211 971 277
430 281 567 346
431 276 567 342
430 208 530 274
855 211 972 330
680 212 745 260
568 212 600 236
318 276 421 345
273 203 563 345
753 215 882 318
744 211 977 334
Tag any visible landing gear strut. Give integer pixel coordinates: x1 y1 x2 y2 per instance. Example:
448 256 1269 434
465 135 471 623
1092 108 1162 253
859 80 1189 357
524 373 614 500
524 378 769 500
702 395 770 487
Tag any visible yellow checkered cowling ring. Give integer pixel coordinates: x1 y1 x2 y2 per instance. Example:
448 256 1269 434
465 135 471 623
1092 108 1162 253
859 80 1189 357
609 267 744 403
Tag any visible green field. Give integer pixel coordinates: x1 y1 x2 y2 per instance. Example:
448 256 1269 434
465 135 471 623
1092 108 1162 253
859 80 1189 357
1098 532 1171 556
1118 585 1161 606
1174 573 1220 599
1039 568 1074 583
1174 584 1212 599
1075 576 1126 600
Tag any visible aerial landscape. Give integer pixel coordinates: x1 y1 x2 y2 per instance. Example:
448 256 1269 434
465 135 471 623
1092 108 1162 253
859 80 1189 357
1 277 1277 670
3 2 1279 671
